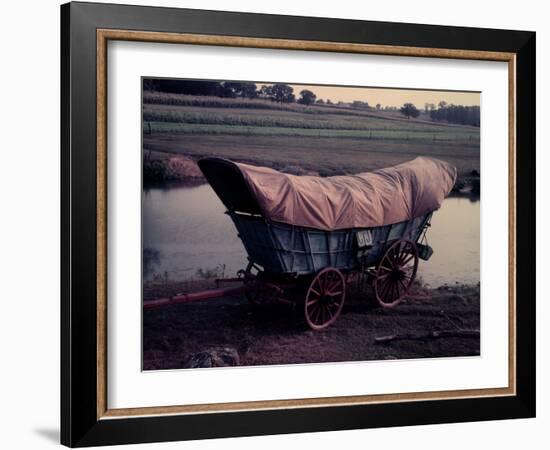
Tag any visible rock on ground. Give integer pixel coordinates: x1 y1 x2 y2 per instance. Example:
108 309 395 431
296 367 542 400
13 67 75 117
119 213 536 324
183 347 240 368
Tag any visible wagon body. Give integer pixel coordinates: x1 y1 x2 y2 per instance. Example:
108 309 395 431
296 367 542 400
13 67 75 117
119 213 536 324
229 211 432 276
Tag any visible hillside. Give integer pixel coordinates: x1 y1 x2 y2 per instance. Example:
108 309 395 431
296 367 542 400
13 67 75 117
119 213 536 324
142 93 480 186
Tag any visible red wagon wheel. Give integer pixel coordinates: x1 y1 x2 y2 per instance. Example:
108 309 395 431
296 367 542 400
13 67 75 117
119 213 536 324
304 267 346 330
374 239 418 308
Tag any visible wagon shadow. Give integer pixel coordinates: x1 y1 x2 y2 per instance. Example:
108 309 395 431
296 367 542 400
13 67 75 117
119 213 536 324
241 303 309 336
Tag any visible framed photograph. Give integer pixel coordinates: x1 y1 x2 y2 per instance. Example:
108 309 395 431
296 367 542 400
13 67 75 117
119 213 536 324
61 1 535 447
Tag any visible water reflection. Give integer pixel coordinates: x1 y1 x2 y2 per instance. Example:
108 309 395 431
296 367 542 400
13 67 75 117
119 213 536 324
143 184 480 287
143 183 246 281
421 194 480 286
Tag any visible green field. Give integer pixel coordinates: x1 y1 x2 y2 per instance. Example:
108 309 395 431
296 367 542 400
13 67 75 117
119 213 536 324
142 94 480 182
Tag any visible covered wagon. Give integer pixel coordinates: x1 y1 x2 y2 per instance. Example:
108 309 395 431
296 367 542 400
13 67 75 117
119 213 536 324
197 156 457 330
197 157 456 328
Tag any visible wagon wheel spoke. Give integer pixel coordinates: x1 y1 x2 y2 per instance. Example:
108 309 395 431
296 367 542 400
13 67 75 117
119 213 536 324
402 266 416 281
328 274 341 292
314 308 322 324
396 280 404 298
380 278 393 300
309 299 321 312
380 275 391 293
325 277 340 294
316 276 324 293
320 304 328 322
381 280 391 300
387 277 404 301
390 243 399 260
389 281 399 301
395 252 406 267
394 242 404 260
310 287 321 297
320 301 328 324
306 298 320 306
399 250 415 266
327 290 343 297
395 279 404 299
309 303 321 323
402 270 414 281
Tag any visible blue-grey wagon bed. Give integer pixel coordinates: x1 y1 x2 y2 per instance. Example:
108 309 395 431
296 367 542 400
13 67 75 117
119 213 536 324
197 156 457 330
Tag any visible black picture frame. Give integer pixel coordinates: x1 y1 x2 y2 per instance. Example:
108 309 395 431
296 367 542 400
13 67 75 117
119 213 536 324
61 1 535 447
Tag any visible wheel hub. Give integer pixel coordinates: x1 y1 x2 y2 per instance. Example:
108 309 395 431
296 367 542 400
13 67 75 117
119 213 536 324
391 267 406 280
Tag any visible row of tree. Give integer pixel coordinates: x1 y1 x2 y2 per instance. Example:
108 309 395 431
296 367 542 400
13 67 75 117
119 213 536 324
144 79 322 104
428 103 480 126
399 102 480 126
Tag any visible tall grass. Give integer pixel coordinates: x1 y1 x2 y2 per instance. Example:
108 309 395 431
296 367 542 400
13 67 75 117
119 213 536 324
143 121 479 142
144 91 319 112
143 92 472 126
143 106 480 136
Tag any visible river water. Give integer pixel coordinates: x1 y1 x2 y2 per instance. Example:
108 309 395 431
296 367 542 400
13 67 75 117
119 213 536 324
143 183 479 287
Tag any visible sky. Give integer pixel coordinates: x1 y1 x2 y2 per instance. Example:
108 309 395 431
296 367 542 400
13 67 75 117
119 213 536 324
279 84 480 107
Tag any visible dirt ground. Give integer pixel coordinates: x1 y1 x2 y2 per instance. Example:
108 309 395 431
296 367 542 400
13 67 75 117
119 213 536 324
143 281 480 370
144 134 480 178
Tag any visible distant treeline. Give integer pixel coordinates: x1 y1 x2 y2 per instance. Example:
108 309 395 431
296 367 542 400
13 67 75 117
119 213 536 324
145 79 334 106
144 79 301 102
429 104 480 127
144 79 479 126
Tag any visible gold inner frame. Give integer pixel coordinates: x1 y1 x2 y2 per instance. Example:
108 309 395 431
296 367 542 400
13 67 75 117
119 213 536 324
96 29 517 420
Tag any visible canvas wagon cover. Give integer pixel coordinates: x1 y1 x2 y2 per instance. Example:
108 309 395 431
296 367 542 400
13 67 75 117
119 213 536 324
230 157 456 231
